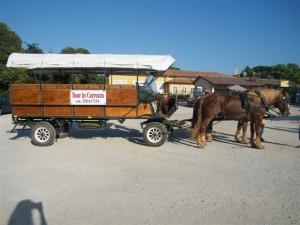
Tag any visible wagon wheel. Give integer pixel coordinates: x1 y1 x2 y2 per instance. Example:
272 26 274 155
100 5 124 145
31 122 56 146
143 122 167 147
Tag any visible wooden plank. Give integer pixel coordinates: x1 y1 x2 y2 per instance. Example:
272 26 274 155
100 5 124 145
11 88 41 105
42 84 72 89
137 103 153 116
10 84 40 90
107 88 137 105
13 106 42 116
73 84 105 89
74 106 105 117
44 106 72 116
43 89 70 105
106 106 137 117
106 84 136 90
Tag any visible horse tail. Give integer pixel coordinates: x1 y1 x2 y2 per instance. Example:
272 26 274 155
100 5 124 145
190 97 204 139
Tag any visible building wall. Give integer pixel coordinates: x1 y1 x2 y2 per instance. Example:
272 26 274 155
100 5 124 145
194 78 213 93
109 74 167 93
109 74 193 94
167 84 194 95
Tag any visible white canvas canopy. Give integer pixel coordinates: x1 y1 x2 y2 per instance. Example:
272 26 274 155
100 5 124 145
228 84 247 92
6 53 175 71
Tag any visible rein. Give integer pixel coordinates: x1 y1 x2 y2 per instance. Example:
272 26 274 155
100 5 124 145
254 90 270 110
252 90 284 118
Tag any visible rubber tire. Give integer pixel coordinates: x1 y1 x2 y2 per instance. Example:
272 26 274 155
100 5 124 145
31 122 56 146
143 122 167 147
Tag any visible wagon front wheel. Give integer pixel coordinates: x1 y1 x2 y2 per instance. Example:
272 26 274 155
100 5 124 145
31 122 56 146
143 122 167 147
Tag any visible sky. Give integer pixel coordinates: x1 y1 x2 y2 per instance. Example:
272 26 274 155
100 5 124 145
0 0 299 74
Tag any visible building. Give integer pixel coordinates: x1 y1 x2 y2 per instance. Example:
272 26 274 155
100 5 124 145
109 70 227 95
194 76 281 93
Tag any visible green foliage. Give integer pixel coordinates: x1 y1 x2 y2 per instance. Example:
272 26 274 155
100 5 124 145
169 66 180 70
24 42 43 53
242 64 300 84
0 22 22 65
60 47 90 54
0 66 31 95
0 22 28 95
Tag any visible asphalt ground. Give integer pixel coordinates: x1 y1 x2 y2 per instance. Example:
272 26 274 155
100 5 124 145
1 105 300 225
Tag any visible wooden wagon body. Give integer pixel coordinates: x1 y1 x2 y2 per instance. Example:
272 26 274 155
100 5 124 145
10 83 154 119
7 53 178 146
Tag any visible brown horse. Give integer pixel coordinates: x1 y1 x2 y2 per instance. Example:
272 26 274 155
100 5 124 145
191 88 290 149
234 88 290 144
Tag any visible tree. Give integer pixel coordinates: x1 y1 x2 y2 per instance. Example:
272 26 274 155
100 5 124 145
24 42 43 53
56 47 99 84
0 22 31 95
241 64 300 84
169 66 180 70
60 47 90 54
0 22 22 65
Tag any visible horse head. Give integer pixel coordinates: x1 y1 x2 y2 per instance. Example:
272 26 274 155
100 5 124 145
275 89 290 116
255 88 290 116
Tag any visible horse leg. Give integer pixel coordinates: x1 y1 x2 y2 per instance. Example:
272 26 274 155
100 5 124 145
250 120 255 146
235 120 243 143
197 118 214 148
205 120 213 142
241 121 249 144
253 118 265 149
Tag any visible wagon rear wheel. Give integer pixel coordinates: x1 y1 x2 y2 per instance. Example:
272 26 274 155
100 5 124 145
143 122 167 147
31 122 56 146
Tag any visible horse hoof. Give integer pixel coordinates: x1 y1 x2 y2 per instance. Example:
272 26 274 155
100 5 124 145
251 143 265 149
235 137 242 143
206 138 213 142
198 144 205 149
241 139 249 144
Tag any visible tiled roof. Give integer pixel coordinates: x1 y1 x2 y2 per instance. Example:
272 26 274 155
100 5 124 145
165 78 194 84
195 76 254 86
163 70 228 78
194 76 280 87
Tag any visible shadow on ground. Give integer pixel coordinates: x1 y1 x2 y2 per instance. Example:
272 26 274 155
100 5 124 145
7 199 48 225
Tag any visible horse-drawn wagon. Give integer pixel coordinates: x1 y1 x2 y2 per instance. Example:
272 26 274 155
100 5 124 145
7 53 180 146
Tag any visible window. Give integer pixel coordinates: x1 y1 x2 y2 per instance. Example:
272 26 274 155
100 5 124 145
134 81 145 86
191 88 195 93
182 87 186 94
196 87 203 92
112 80 127 84
172 87 178 94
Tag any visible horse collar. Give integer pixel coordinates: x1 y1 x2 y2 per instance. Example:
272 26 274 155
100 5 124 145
254 90 269 110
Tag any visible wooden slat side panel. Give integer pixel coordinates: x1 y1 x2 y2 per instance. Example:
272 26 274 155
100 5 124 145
106 107 137 117
42 84 72 89
43 89 70 105
73 84 105 90
13 106 42 116
74 106 105 117
11 89 41 105
106 84 136 90
137 103 153 116
44 106 73 116
10 84 41 90
107 89 137 105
